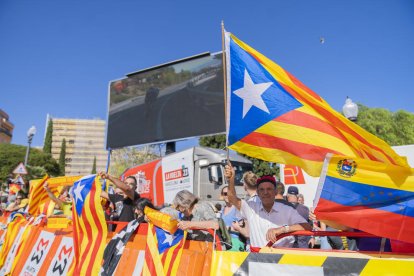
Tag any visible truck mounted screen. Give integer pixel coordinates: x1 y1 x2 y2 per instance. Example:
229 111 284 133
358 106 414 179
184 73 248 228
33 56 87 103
107 52 225 149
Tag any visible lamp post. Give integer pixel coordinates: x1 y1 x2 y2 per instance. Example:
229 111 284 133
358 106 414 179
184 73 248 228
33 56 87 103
342 97 359 121
24 125 37 166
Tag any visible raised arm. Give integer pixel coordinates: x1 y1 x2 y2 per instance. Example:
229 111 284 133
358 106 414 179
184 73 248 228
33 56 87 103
43 181 64 209
99 172 136 200
224 162 241 210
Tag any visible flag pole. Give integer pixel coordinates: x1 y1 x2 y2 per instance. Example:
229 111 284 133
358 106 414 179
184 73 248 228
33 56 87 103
221 20 229 162
104 148 112 192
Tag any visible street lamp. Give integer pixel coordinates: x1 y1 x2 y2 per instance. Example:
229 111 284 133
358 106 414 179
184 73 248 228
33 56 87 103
342 97 359 121
24 125 36 166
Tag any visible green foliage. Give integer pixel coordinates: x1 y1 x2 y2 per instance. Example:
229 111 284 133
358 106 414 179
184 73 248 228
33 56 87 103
59 138 66 176
91 156 97 174
28 166 47 180
109 146 159 177
43 119 53 154
199 134 279 177
246 157 279 177
356 104 414 146
0 143 60 182
199 135 226 149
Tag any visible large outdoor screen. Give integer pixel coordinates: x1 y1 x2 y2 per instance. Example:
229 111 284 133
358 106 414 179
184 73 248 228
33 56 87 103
106 52 225 149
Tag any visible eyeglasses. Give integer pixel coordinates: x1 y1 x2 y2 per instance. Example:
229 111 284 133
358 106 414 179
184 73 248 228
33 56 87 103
16 197 23 200
222 192 228 196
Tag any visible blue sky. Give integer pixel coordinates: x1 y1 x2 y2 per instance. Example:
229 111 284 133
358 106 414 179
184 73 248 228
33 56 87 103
1 0 413 150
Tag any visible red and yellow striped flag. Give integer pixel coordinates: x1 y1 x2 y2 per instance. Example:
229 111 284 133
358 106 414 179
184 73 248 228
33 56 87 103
71 175 107 275
0 214 27 268
142 222 187 276
27 175 51 215
225 31 409 176
28 175 82 215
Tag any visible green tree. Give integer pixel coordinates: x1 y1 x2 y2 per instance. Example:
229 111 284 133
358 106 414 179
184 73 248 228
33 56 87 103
91 156 97 174
199 134 278 177
109 146 158 177
199 135 226 149
59 138 66 175
43 119 53 154
356 104 414 146
0 143 60 181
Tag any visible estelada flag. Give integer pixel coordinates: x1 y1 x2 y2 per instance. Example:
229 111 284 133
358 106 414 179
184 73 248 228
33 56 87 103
224 31 409 176
142 222 187 276
71 174 107 275
314 154 414 243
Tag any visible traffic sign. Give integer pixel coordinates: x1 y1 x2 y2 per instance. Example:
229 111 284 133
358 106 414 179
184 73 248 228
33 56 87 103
13 162 28 175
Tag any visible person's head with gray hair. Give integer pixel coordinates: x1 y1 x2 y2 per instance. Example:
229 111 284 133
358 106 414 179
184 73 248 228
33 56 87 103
173 190 198 216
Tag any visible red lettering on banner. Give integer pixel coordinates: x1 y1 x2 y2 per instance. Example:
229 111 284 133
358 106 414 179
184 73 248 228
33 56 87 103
36 239 49 251
58 245 73 261
165 169 182 181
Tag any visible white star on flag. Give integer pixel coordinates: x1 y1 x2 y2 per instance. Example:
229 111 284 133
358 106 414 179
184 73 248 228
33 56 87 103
74 181 85 204
233 69 273 118
163 232 174 246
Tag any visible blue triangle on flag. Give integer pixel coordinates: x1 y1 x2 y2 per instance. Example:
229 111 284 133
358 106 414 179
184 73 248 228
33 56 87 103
228 37 303 145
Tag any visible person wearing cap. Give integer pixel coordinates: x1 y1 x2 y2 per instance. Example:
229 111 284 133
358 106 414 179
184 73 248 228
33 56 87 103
225 163 310 251
287 186 299 197
285 186 310 220
285 186 312 248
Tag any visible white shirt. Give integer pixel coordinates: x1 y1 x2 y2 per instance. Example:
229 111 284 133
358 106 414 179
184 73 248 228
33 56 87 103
240 200 307 248
247 193 261 204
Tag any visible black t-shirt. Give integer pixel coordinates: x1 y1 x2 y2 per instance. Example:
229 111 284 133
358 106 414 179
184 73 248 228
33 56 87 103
108 191 140 222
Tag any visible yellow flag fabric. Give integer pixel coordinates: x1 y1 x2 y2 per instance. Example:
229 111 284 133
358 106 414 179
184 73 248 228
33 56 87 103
144 206 178 234
27 174 51 215
225 31 409 176
314 154 414 243
0 214 27 268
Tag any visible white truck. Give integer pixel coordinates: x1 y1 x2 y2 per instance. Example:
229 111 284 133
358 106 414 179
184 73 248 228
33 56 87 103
121 146 252 206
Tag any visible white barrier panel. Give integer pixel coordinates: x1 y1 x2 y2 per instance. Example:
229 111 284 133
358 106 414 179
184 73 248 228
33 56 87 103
21 230 55 276
46 236 74 276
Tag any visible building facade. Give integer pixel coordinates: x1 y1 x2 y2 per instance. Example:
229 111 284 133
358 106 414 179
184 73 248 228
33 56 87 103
48 116 107 175
0 109 14 144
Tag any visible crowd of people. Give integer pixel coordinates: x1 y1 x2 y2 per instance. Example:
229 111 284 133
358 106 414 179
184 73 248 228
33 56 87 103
0 166 394 253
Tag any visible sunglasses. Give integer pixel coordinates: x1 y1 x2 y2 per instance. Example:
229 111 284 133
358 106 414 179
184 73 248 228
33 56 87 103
222 192 228 196
16 197 23 200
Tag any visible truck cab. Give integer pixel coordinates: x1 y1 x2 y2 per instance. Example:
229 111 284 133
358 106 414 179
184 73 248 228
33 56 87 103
193 147 252 201
121 146 252 206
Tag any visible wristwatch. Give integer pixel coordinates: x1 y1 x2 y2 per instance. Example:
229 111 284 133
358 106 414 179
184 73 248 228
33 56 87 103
283 225 290 233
